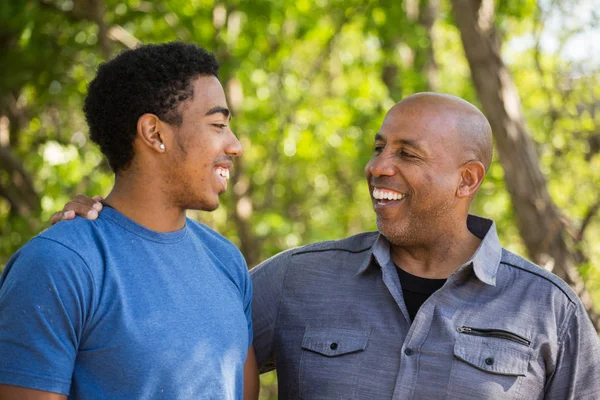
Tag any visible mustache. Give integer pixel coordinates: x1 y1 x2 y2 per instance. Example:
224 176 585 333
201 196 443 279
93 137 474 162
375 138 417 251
369 177 406 192
370 176 395 187
214 155 234 165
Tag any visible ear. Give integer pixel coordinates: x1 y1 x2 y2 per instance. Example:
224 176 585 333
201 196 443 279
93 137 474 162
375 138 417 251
137 113 166 153
456 160 485 199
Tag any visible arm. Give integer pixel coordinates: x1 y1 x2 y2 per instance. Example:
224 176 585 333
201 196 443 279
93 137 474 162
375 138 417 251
49 195 104 225
544 303 600 399
243 346 259 400
0 385 66 400
250 251 291 373
0 240 92 395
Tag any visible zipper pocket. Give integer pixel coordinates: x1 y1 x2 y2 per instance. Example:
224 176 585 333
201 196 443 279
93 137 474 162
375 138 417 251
457 326 531 346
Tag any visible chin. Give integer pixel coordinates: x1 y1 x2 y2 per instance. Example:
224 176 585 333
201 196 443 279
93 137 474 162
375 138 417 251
186 198 220 212
201 201 220 212
376 219 409 246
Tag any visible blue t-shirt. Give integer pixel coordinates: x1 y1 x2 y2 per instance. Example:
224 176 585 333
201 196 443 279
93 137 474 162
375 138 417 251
0 207 252 399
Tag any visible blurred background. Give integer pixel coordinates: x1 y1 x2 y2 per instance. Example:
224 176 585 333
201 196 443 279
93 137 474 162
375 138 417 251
1 0 599 397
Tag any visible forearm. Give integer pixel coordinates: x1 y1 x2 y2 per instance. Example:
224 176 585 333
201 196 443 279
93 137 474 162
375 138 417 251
0 385 67 400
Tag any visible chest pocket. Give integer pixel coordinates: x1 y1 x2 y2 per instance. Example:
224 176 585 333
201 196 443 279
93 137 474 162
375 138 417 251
447 330 534 399
299 327 370 399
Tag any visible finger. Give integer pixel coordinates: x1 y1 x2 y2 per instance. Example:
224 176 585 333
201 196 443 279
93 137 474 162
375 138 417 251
91 195 104 211
50 210 75 226
72 194 99 207
72 194 103 212
62 200 99 219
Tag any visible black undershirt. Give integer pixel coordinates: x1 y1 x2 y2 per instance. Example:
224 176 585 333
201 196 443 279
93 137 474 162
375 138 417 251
395 265 446 322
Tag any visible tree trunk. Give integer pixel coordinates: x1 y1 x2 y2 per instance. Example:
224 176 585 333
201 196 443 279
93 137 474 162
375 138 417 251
450 0 599 330
0 147 40 216
417 0 440 91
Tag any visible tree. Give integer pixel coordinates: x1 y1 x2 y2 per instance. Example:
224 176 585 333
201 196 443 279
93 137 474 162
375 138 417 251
450 0 600 329
1 1 598 334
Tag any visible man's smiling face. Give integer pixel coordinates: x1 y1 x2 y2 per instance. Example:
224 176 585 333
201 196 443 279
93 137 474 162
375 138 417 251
364 100 465 247
163 75 242 212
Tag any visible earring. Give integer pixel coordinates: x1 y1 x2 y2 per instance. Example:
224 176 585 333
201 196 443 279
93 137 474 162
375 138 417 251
159 143 165 150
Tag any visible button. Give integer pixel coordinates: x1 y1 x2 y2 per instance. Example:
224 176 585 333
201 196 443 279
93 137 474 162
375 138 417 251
330 342 338 350
485 357 494 365
404 348 414 356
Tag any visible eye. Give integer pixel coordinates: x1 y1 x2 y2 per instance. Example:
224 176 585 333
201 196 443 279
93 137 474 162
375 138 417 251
374 144 385 154
212 124 227 129
400 150 416 158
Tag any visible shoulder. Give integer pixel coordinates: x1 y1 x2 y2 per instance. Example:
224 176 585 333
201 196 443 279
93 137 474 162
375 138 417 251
5 217 118 285
2 226 98 294
251 231 377 279
40 215 113 254
187 219 239 249
18 218 101 266
499 248 579 305
291 231 378 257
186 219 246 266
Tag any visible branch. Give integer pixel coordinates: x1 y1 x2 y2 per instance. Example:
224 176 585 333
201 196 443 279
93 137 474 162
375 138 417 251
0 147 39 216
38 0 140 52
576 198 600 244
263 6 366 209
89 0 112 59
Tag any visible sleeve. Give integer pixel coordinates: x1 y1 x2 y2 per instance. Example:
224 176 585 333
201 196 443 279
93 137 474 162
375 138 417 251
249 250 291 374
544 302 600 399
0 238 95 395
239 253 254 347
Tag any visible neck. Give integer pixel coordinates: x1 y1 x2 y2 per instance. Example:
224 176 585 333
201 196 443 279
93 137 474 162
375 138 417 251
389 222 481 279
104 173 186 232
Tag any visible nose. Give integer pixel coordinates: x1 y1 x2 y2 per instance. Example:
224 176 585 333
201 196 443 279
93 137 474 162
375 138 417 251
366 153 395 177
226 128 243 157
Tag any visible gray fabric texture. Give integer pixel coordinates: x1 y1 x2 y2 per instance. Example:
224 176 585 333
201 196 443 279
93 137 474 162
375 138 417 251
251 215 600 399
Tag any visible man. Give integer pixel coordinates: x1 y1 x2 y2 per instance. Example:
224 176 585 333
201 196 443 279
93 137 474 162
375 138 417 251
51 93 600 399
0 42 258 399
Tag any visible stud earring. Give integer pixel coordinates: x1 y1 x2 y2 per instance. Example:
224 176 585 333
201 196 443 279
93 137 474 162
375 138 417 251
159 143 165 150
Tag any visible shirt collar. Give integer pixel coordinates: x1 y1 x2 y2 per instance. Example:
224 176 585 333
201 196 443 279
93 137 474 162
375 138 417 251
357 214 502 286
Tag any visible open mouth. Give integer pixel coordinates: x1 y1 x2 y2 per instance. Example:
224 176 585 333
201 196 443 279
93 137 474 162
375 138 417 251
215 167 230 190
372 188 406 205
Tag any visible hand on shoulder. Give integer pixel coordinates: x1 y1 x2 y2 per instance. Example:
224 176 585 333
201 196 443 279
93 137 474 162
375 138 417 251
49 195 104 225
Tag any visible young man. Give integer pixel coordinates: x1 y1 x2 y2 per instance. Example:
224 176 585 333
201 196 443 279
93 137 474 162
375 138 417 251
51 93 600 399
0 42 258 399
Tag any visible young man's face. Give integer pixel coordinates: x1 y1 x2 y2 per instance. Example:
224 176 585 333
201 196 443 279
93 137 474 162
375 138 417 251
163 75 242 211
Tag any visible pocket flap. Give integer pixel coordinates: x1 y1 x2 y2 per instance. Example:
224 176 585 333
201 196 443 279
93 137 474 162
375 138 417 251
301 327 369 357
454 335 532 377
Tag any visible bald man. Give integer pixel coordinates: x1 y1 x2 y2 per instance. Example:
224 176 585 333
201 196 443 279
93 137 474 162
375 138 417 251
250 93 600 399
51 93 600 399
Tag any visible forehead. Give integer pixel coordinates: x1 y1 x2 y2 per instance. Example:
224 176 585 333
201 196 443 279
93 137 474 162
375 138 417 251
379 105 456 145
380 106 473 166
181 75 227 113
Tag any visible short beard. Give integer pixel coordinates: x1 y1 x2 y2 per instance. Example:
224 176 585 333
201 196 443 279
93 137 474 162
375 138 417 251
376 201 456 248
376 215 417 247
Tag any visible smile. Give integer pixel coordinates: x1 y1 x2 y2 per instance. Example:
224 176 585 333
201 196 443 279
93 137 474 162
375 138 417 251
372 188 405 201
215 167 230 180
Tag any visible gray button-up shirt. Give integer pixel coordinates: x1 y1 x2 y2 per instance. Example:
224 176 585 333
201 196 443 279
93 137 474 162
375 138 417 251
251 215 600 399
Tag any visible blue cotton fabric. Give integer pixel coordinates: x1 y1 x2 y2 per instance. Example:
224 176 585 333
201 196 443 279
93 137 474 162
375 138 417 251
0 207 252 399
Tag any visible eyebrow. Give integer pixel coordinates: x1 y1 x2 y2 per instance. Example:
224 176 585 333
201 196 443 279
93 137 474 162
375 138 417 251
374 133 422 149
205 106 232 120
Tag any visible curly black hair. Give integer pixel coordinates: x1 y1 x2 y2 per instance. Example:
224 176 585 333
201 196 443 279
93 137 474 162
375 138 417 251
83 42 220 172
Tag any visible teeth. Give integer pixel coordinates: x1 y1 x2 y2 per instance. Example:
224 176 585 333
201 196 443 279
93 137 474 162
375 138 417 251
373 188 405 201
215 167 230 180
